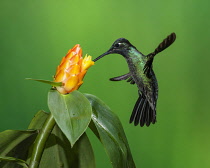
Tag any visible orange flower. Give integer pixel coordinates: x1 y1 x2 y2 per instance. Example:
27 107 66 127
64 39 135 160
54 44 94 94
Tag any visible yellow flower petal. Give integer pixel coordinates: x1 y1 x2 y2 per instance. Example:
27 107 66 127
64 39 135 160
54 70 66 82
67 64 80 75
78 70 87 82
82 55 94 71
70 54 80 65
64 76 79 93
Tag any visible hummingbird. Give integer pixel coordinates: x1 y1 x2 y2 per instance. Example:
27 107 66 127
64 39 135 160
93 33 176 127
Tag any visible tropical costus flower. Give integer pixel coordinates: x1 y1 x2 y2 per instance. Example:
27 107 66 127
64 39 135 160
54 44 94 94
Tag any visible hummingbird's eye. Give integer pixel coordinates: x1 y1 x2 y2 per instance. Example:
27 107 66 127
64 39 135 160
114 43 124 48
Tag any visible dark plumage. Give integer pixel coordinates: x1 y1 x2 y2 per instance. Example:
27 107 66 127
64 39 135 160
94 33 176 126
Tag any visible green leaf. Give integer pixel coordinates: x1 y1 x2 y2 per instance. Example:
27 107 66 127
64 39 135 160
0 130 37 168
48 90 92 147
84 94 136 168
0 110 50 168
70 133 95 168
26 110 50 166
38 125 95 168
27 113 56 168
26 78 62 87
26 110 95 168
0 156 28 168
28 110 49 130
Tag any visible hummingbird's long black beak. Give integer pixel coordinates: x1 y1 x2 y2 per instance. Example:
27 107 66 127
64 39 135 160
93 50 112 62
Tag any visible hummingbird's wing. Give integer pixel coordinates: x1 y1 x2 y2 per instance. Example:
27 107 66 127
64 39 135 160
110 73 130 81
144 32 176 77
126 76 135 84
110 73 135 84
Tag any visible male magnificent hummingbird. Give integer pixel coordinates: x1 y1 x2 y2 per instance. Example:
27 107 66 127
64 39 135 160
94 33 176 127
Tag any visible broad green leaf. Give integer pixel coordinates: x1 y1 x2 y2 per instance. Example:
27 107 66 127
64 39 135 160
26 110 95 168
0 110 50 168
26 78 62 87
0 130 37 168
26 110 51 165
48 90 92 147
28 110 49 130
70 133 95 168
0 156 28 168
38 125 95 168
84 94 136 168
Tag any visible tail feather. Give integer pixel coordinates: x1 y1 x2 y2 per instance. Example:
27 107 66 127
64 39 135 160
145 104 151 126
152 108 157 124
129 96 142 125
134 102 144 126
139 101 147 127
130 95 156 127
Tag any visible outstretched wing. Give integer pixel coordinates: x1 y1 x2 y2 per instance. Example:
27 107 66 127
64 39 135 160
144 32 176 77
110 73 135 84
109 73 130 81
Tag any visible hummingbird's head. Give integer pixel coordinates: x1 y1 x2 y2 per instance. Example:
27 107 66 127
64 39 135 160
93 38 134 62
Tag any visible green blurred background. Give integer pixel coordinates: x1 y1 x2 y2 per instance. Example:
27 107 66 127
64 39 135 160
1 0 209 167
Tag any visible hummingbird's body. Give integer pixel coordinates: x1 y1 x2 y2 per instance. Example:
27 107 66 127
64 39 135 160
94 33 176 126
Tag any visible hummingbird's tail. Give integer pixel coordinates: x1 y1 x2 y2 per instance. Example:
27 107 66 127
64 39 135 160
129 94 156 127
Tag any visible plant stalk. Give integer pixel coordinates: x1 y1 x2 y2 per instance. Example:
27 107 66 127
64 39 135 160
29 113 55 168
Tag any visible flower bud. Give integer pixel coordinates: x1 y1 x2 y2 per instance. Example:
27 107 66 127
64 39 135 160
54 44 94 94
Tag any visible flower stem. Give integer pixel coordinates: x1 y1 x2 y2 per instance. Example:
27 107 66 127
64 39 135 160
29 113 55 168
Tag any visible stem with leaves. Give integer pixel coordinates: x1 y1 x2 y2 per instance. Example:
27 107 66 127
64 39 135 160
29 113 55 168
